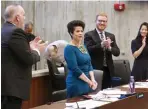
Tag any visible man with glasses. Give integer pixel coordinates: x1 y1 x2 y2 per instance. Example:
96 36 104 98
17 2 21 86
84 13 120 89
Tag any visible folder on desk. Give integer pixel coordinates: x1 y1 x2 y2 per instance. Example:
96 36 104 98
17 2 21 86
65 99 109 109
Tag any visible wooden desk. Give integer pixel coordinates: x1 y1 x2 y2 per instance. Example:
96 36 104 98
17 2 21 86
21 68 66 109
31 91 148 109
31 100 66 109
21 69 52 109
31 84 148 109
100 91 148 109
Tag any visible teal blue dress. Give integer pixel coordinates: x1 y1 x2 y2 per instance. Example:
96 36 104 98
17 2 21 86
64 44 93 98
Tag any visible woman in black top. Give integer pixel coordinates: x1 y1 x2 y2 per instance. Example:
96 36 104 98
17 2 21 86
131 22 148 81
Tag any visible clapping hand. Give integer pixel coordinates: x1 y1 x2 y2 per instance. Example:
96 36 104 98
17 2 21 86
36 40 48 53
101 37 112 48
142 37 146 47
105 37 113 48
30 36 48 53
33 36 41 43
101 40 108 48
30 36 41 49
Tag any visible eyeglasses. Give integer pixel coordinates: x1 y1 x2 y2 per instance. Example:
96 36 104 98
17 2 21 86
97 20 107 23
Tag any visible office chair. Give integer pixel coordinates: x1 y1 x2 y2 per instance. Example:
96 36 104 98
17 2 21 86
47 59 67 102
93 70 103 92
113 60 131 85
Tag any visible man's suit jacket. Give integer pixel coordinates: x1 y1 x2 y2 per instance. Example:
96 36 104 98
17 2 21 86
26 33 36 42
84 29 120 76
1 22 40 100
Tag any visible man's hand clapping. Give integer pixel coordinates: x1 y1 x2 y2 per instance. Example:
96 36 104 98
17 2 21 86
30 36 48 53
101 37 113 49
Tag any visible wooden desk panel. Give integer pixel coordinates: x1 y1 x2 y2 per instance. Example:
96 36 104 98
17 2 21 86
23 79 148 109
22 75 52 109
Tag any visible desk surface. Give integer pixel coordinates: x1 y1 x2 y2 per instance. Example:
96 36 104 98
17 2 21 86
31 87 148 109
32 69 49 78
100 91 148 109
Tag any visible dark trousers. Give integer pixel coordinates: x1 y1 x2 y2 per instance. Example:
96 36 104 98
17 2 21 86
1 96 22 109
102 66 111 89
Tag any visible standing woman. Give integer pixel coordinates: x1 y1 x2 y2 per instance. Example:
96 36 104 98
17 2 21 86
64 20 97 98
131 22 148 81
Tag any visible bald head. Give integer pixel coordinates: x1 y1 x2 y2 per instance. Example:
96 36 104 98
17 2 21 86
4 4 20 21
48 45 58 59
4 4 25 29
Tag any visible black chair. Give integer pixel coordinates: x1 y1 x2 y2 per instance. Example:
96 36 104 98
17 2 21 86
47 59 67 102
52 89 67 102
124 60 131 77
113 60 131 86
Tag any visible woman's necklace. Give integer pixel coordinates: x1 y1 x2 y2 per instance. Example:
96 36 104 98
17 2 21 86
78 45 88 54
70 41 87 54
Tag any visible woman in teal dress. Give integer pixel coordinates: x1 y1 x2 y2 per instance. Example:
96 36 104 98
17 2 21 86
64 20 98 98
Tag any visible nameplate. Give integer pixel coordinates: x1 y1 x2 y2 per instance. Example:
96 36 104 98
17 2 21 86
136 93 144 99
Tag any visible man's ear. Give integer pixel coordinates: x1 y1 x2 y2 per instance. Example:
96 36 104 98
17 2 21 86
53 45 58 53
16 15 19 21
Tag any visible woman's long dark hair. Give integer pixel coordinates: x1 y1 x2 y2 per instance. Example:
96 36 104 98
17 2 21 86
135 22 148 44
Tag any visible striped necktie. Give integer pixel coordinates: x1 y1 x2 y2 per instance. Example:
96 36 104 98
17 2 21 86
100 32 107 66
100 32 104 41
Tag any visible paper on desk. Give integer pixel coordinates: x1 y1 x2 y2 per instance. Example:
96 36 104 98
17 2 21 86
65 99 109 109
65 102 78 108
78 99 109 109
65 107 74 109
98 97 119 102
89 89 125 103
101 91 126 95
65 89 126 109
122 82 148 88
100 89 127 95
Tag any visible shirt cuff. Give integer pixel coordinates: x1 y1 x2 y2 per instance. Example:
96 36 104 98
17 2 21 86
108 46 112 51
33 48 40 56
101 42 104 48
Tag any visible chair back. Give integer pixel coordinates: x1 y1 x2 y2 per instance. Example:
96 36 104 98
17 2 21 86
113 60 131 85
47 59 66 90
93 70 103 92
47 59 67 102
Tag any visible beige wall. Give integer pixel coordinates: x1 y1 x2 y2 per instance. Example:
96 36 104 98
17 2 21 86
1 1 148 70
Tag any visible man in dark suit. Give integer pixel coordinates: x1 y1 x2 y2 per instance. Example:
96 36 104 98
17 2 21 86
84 13 120 89
1 4 46 109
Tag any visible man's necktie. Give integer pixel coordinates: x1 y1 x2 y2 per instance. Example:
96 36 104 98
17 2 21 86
100 32 107 67
100 32 104 41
